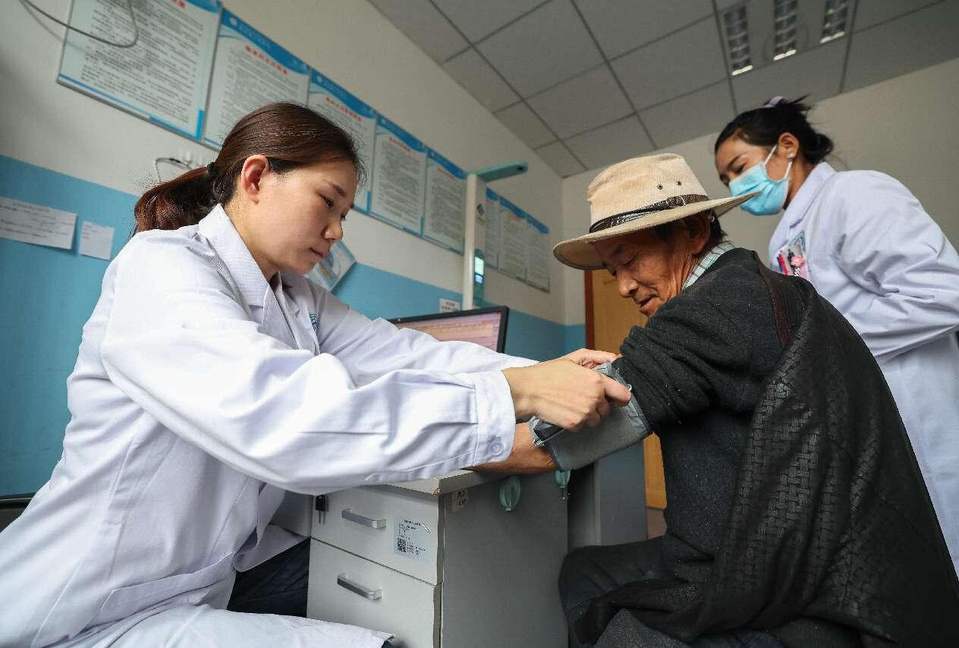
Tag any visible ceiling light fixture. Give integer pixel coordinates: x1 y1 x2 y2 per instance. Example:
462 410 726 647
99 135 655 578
722 5 753 76
820 0 849 43
773 0 799 61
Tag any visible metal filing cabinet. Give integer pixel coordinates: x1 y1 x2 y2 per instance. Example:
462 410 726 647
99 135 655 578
306 471 568 648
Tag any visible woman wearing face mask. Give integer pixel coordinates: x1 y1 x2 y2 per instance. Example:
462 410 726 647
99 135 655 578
0 102 630 648
714 96 959 576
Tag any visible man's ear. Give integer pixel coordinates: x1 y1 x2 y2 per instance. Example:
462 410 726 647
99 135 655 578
685 213 712 255
237 155 270 205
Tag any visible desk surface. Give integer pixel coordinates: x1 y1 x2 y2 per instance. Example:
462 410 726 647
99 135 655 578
387 470 498 496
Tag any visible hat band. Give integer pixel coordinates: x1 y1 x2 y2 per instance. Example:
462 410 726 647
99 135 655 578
588 194 708 233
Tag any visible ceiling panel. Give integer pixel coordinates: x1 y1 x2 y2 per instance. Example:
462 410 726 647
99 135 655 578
640 82 735 148
612 18 727 110
371 0 959 176
565 116 655 170
434 0 546 43
369 0 467 62
732 41 846 111
845 1 959 92
853 0 941 32
535 141 586 177
477 0 604 97
527 66 632 138
495 102 556 149
443 49 519 112
574 0 713 59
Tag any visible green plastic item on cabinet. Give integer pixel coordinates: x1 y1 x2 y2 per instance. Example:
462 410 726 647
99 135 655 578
498 476 521 512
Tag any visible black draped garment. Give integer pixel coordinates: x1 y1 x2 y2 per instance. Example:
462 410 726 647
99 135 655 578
580 248 959 647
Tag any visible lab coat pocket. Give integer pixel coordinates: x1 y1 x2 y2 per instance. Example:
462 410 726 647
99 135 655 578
89 551 236 627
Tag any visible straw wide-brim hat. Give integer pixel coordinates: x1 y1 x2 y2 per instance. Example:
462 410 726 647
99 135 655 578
553 153 758 270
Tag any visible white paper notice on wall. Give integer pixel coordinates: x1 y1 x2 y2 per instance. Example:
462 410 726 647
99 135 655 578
79 222 115 260
439 298 461 313
0 198 76 250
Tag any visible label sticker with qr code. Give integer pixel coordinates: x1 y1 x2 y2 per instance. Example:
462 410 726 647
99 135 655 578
393 517 431 561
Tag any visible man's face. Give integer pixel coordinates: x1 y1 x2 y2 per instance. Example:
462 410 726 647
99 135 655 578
593 226 696 318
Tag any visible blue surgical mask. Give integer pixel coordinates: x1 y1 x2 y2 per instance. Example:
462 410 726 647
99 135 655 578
729 146 793 216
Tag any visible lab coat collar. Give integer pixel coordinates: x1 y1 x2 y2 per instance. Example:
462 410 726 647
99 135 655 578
783 162 836 227
274 274 303 318
198 205 270 308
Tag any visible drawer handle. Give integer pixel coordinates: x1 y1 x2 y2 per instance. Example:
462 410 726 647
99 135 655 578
337 573 382 600
342 507 386 529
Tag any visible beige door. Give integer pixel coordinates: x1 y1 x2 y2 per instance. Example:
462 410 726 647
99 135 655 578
586 271 667 509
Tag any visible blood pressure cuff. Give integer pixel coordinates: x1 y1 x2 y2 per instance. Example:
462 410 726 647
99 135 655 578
528 362 651 471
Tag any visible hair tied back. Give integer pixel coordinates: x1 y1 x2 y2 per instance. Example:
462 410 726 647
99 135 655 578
763 96 790 108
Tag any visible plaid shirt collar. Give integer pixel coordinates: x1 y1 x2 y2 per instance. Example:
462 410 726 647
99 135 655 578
682 241 736 290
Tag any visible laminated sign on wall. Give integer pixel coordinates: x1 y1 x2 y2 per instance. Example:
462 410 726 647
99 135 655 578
498 197 529 281
308 72 377 214
203 8 310 147
58 0 221 140
370 116 427 235
525 215 550 292
52 0 549 291
423 150 466 254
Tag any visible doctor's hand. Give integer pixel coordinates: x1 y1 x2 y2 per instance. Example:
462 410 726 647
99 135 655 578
562 347 621 369
502 359 632 431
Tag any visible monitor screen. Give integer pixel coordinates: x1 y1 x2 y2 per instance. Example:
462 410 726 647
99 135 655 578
389 306 509 353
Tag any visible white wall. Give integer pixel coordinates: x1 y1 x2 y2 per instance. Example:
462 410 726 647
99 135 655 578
0 0 566 323
561 56 959 326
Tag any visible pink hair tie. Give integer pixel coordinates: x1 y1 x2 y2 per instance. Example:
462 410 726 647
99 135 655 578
763 96 789 108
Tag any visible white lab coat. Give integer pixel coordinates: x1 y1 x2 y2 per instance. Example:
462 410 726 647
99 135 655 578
0 205 534 648
768 163 959 572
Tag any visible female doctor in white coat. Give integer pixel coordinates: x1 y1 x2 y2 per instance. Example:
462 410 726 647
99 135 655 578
714 96 959 574
0 102 630 648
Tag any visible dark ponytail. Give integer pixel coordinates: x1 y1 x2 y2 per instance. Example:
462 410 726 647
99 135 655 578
135 103 362 232
714 96 834 164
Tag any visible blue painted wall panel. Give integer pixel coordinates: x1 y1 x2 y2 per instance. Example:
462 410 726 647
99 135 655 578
0 156 136 495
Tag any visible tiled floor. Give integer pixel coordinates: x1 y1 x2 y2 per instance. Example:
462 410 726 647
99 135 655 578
646 507 666 538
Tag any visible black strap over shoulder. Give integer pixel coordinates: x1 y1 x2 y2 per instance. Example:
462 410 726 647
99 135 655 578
753 251 805 349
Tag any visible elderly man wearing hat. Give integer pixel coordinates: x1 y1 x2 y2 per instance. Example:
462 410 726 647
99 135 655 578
554 154 959 647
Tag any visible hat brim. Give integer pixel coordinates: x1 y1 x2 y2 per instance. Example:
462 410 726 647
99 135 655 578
553 192 757 270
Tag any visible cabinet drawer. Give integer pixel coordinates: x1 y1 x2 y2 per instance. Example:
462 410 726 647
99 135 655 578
312 486 440 584
308 539 438 648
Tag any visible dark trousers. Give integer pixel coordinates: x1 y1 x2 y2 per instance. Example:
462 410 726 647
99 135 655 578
228 538 311 617
559 537 784 648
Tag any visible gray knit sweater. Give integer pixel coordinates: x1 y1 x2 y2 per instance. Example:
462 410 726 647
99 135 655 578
613 247 782 583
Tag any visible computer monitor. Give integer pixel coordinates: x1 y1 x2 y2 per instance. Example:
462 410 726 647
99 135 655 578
389 306 509 353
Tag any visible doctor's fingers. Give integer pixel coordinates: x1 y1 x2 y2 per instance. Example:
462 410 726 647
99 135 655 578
503 360 617 428
568 401 607 432
601 375 632 406
562 347 620 368
548 365 622 429
594 398 611 423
